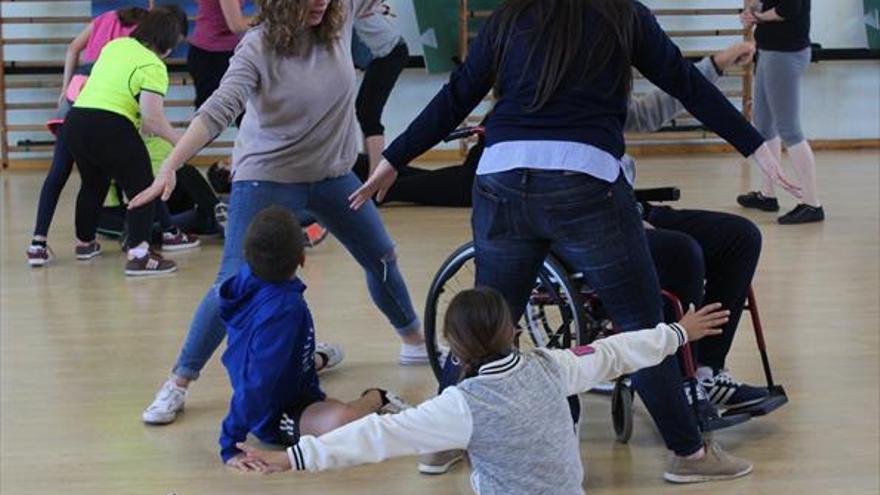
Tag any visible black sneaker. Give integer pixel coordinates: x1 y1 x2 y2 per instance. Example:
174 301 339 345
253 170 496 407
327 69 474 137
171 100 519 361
778 204 824 224
701 370 769 410
75 241 102 260
736 191 780 212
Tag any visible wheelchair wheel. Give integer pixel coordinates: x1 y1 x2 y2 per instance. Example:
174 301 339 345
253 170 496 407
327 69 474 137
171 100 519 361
611 377 634 443
424 242 586 383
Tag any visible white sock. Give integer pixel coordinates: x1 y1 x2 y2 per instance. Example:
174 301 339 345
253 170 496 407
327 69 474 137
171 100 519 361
128 245 149 260
400 342 427 356
696 366 714 382
759 137 782 198
786 140 820 207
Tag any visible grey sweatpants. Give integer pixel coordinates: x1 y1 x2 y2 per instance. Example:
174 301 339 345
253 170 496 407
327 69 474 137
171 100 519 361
753 47 811 146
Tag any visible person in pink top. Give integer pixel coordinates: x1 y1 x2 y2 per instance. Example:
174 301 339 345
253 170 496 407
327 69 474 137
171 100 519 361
59 8 147 111
26 7 147 267
187 0 252 111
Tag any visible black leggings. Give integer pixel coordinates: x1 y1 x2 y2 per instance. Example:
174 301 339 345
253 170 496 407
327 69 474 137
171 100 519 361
97 165 220 238
352 135 483 208
356 41 409 137
63 108 156 248
187 44 233 109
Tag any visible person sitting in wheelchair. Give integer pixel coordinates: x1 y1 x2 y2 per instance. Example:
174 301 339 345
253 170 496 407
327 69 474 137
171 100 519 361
623 42 770 412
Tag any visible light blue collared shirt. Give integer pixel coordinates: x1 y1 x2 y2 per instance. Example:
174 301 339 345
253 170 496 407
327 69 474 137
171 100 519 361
477 140 636 185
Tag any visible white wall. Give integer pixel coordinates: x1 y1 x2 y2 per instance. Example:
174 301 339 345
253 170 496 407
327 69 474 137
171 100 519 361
2 1 878 161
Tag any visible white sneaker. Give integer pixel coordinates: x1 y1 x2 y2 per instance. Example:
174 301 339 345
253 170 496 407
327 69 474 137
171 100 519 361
142 379 187 425
418 450 465 475
399 342 450 366
315 342 344 373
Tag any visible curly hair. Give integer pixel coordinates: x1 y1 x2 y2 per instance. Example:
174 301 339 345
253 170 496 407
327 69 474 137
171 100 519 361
256 0 347 56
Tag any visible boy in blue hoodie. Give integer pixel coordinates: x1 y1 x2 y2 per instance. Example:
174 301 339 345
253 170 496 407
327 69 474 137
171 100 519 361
219 206 408 469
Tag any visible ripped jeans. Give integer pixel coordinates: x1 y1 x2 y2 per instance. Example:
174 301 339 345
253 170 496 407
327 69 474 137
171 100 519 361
172 175 420 379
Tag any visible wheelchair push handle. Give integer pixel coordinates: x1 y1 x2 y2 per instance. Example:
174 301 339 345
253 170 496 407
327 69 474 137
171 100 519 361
443 126 485 142
634 187 681 203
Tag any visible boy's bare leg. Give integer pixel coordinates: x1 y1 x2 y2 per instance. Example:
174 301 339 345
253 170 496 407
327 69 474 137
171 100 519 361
299 390 384 437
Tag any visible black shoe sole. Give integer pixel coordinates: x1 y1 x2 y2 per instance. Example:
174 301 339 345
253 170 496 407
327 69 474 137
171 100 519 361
778 212 825 224
736 198 780 212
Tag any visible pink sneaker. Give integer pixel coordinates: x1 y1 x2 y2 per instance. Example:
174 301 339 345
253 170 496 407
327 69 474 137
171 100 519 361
27 244 53 267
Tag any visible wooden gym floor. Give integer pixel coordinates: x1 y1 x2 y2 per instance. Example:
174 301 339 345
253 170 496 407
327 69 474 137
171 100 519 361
1 151 878 495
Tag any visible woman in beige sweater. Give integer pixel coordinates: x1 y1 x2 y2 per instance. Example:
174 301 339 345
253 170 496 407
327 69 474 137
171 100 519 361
134 0 429 426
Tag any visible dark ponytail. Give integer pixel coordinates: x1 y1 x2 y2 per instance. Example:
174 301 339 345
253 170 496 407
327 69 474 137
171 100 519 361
116 7 148 27
491 0 636 111
443 287 516 379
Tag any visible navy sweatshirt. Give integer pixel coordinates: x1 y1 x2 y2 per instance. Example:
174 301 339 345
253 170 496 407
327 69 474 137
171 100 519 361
755 0 811 52
218 265 325 462
384 1 765 169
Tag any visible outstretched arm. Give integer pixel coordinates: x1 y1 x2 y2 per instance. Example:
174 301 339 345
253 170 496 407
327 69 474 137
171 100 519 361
548 303 729 396
129 34 260 208
625 42 754 133
236 387 472 473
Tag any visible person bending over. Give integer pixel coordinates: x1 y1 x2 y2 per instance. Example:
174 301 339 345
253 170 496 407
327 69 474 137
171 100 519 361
62 6 187 275
26 7 147 267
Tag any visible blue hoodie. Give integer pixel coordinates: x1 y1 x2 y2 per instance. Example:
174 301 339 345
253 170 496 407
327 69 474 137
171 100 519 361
218 264 325 462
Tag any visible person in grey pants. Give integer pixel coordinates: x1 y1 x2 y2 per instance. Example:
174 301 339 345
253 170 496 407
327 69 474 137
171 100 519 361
738 0 824 224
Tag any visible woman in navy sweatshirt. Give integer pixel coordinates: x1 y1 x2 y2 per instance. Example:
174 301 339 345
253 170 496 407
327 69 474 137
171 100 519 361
350 0 797 483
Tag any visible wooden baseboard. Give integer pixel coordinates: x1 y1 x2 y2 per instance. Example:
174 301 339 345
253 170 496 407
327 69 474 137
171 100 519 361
3 139 878 170
2 154 228 170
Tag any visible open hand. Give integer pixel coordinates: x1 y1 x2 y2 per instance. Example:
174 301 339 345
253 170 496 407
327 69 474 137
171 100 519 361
226 452 269 473
128 165 176 209
752 142 803 199
348 159 398 210
678 303 729 342
236 443 292 474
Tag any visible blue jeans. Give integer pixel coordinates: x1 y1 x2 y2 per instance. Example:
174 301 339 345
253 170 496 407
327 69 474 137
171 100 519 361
471 170 703 456
173 174 420 379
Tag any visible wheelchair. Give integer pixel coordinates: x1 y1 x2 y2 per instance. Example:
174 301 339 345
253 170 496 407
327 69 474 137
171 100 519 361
423 187 788 443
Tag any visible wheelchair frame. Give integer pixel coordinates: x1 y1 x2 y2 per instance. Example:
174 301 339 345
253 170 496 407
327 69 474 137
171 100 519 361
424 240 788 443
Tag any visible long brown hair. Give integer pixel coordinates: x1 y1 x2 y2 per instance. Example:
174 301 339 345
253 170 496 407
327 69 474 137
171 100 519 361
116 7 148 27
443 287 516 379
256 0 346 56
491 0 636 111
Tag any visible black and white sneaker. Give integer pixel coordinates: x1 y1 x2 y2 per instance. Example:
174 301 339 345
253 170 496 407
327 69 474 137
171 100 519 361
701 370 769 410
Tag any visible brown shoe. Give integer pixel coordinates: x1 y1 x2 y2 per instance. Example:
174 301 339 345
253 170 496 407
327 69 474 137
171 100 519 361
664 440 753 483
418 449 464 475
125 251 177 277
